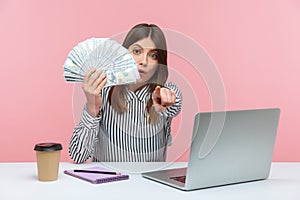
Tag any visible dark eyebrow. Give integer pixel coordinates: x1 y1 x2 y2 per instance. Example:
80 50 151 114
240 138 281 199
131 44 143 48
131 44 157 51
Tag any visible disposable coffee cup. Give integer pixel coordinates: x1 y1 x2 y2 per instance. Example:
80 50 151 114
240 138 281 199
34 143 63 181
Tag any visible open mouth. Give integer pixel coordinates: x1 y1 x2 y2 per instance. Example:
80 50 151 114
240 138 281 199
138 70 146 76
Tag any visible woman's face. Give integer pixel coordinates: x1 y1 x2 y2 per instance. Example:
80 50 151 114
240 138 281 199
128 37 158 85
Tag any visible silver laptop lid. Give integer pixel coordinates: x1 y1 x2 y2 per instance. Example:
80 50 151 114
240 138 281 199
185 108 280 190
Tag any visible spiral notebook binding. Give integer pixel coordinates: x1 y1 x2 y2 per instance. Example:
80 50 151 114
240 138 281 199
96 175 129 184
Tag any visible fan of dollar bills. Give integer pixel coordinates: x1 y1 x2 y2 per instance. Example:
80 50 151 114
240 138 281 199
63 38 140 87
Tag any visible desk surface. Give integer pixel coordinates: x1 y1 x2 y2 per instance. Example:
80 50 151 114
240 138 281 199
1 162 300 200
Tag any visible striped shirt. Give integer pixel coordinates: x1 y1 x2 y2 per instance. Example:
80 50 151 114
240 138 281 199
69 82 182 163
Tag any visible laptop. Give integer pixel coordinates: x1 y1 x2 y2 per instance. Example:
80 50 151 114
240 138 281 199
142 108 281 191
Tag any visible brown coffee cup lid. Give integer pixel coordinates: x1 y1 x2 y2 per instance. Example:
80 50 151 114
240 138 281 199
34 143 63 152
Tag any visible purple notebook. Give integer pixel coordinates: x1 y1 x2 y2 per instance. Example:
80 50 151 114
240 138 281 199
64 166 129 184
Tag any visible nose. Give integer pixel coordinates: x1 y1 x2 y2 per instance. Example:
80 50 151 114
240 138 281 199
139 52 148 66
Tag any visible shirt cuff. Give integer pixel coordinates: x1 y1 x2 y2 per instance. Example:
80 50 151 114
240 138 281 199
81 104 101 129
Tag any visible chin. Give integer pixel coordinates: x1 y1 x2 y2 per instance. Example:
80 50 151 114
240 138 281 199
136 79 149 85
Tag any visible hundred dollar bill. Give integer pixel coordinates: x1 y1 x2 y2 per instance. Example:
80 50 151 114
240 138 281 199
63 38 140 86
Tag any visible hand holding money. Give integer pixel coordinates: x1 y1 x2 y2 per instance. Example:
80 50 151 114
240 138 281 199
152 86 176 112
82 68 107 117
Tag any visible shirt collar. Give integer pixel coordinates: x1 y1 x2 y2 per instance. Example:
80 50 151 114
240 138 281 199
126 84 151 102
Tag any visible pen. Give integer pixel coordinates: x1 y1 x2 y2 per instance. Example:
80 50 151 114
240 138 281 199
73 169 121 175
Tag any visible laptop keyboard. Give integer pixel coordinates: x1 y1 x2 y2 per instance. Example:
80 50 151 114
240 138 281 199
170 176 186 183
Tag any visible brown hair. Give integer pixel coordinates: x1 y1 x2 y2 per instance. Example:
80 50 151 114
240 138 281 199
108 23 168 123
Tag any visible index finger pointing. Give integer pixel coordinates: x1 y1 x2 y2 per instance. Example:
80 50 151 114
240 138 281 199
154 86 161 97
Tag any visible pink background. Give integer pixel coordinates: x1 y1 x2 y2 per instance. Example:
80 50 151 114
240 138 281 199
0 0 299 162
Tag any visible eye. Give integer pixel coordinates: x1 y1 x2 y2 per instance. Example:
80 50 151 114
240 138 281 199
149 52 158 60
132 49 141 55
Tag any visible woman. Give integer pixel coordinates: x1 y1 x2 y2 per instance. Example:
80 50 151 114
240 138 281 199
69 23 182 163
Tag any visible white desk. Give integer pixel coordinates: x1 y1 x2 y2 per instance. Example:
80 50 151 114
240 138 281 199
1 162 300 200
